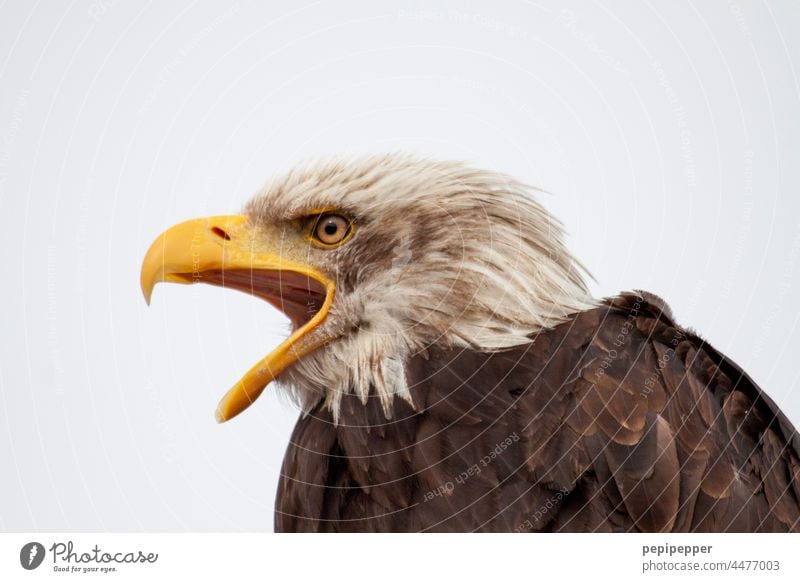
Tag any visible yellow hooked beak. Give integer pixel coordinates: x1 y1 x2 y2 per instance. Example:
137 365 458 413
140 215 335 423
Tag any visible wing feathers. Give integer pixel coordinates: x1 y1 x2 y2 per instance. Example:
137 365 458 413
275 292 800 532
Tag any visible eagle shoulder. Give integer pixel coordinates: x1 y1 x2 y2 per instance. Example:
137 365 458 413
548 291 800 532
275 291 800 532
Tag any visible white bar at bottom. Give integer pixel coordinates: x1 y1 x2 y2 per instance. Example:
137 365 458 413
1 533 797 581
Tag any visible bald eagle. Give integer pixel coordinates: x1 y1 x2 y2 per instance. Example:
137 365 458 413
141 154 800 532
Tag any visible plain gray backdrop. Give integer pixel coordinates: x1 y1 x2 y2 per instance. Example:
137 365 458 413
1 0 799 531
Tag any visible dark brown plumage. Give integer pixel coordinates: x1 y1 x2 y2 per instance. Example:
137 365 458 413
276 292 800 532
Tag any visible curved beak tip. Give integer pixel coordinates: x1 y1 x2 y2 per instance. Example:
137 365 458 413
214 407 227 424
141 284 154 306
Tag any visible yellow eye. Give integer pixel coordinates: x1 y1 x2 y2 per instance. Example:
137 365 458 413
311 213 352 246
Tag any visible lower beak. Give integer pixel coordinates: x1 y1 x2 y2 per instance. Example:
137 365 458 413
140 215 335 423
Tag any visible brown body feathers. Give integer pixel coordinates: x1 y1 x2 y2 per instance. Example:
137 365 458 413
275 292 800 532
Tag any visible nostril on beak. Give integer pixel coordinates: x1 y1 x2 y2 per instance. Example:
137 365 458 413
211 226 231 241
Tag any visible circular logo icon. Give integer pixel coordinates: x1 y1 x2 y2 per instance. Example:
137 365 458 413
20 542 45 570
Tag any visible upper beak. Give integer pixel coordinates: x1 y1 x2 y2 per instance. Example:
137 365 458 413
140 215 335 423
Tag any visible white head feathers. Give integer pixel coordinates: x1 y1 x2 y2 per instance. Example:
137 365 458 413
244 153 596 421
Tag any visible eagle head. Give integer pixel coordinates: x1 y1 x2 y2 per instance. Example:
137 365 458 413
141 154 594 422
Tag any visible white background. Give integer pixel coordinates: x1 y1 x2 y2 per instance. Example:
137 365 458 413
0 0 798 532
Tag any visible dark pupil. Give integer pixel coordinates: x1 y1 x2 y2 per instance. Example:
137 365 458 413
324 221 339 236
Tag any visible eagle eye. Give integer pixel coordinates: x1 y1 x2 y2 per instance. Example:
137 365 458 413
310 213 353 247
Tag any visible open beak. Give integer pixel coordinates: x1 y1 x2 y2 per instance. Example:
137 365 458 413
140 215 335 423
